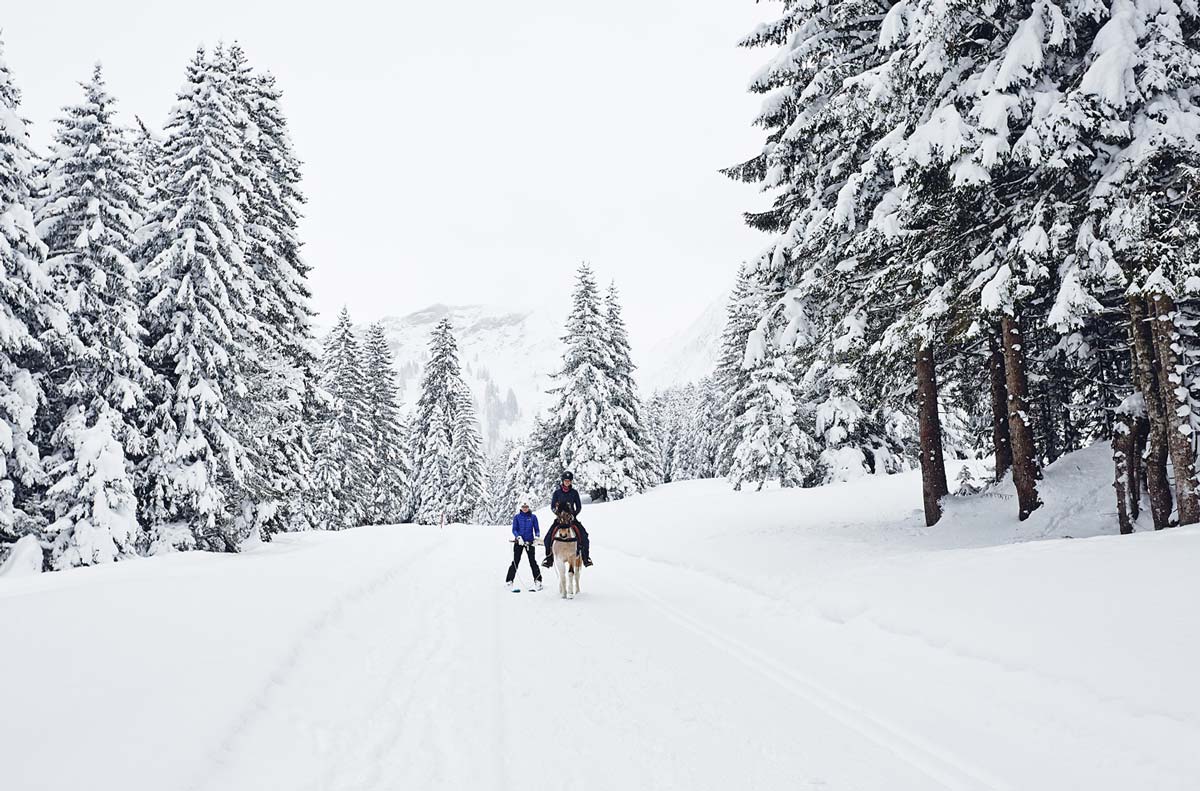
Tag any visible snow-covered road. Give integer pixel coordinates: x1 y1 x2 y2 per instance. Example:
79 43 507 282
3 457 1199 790
187 530 997 791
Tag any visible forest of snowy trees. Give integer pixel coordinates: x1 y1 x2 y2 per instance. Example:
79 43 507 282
712 0 1200 531
0 37 334 568
5 0 1193 571
0 26 658 569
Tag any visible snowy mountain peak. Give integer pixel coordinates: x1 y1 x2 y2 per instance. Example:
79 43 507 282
364 294 727 453
363 304 563 452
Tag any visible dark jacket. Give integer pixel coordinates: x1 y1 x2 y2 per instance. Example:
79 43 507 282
511 511 540 543
551 485 582 517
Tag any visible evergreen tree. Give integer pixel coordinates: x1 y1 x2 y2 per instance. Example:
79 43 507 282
408 318 484 523
35 65 152 567
313 308 370 529
599 282 653 497
0 37 50 548
413 401 452 525
677 378 722 480
713 266 759 476
128 116 163 213
449 380 485 522
479 443 516 526
539 264 648 501
646 389 681 484
504 438 552 511
136 48 261 552
361 322 408 524
728 339 817 491
217 43 318 535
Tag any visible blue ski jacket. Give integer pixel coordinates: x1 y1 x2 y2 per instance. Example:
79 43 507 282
511 511 540 543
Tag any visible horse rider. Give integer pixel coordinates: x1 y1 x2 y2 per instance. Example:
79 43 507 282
543 471 593 567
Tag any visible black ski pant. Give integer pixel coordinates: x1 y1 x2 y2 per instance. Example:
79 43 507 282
543 522 590 564
506 541 541 583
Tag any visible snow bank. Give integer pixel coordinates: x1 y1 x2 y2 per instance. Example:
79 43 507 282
0 535 43 578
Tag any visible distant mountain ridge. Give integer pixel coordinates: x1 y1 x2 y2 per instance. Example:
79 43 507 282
637 292 727 393
362 297 727 452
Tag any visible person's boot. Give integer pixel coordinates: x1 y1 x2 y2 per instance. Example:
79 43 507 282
542 554 553 568
583 557 594 567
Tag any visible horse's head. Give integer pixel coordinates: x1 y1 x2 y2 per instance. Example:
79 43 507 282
555 509 574 526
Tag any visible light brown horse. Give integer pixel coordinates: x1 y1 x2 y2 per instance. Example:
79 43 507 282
551 512 583 599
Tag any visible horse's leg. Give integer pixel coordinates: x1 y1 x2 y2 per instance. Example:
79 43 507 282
558 558 567 598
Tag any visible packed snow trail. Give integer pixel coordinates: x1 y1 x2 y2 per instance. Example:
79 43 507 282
186 528 977 791
3 453 1199 790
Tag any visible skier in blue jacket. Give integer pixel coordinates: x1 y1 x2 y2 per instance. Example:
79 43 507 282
505 497 542 591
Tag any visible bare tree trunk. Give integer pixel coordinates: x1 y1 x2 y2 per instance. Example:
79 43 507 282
1147 289 1200 526
1128 292 1173 529
1000 313 1041 520
916 343 949 526
1113 414 1135 535
1131 415 1148 522
988 330 1013 482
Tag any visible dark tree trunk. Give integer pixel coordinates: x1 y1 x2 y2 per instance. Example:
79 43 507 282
1148 289 1200 526
987 330 1013 482
1112 414 1136 535
1000 314 1041 520
1128 293 1173 529
916 344 949 526
1131 416 1148 521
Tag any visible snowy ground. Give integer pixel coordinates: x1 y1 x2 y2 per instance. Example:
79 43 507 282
2 445 1198 790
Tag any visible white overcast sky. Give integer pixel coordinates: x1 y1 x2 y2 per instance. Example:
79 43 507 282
5 0 774 351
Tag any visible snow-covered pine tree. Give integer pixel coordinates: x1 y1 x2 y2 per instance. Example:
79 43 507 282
413 400 452 525
479 442 516 526
35 65 153 567
361 322 408 524
646 389 680 485
215 43 318 536
0 37 50 549
676 377 721 480
503 438 551 510
538 265 648 501
1052 1 1200 528
136 47 262 552
408 317 484 524
538 264 615 499
128 116 163 218
312 307 370 529
728 340 816 491
600 281 653 498
713 265 758 476
449 381 485 522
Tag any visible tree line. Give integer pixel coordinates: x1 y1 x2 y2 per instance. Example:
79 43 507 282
709 0 1200 531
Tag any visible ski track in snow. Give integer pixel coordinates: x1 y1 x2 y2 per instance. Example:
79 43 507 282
619 566 1006 791
4 465 1199 791
189 530 445 791
189 530 1010 791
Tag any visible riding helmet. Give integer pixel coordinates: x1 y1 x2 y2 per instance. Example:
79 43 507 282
561 471 574 481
